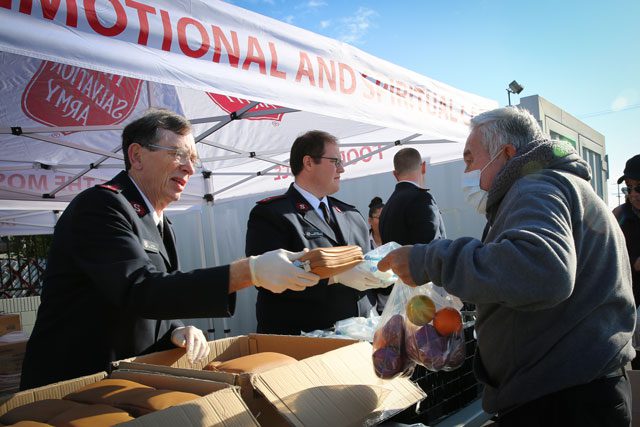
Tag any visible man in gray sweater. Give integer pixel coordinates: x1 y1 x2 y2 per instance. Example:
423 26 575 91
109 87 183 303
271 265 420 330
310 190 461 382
379 107 635 426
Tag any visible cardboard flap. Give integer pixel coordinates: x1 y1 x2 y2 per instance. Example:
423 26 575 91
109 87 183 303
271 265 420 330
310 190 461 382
251 342 426 427
119 387 260 426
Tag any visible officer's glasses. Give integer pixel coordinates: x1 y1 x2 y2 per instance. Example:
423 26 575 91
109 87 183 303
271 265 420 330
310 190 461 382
145 144 202 168
622 185 640 195
315 156 343 168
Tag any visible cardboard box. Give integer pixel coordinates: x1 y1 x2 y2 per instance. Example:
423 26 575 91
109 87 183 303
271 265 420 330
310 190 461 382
0 314 21 337
0 370 259 426
116 334 427 426
0 339 27 375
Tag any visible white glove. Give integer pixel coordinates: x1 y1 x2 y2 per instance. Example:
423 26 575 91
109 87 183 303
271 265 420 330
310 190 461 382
333 266 395 292
171 326 210 364
249 249 320 293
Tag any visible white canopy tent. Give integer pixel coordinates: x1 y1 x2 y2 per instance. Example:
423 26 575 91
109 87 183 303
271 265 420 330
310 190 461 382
0 0 496 335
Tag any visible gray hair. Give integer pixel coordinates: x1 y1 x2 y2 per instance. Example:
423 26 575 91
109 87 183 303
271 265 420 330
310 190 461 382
470 107 546 156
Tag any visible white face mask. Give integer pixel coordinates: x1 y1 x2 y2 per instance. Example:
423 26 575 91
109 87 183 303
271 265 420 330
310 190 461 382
461 150 503 214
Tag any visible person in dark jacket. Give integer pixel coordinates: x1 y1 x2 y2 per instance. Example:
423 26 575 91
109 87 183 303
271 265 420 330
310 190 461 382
368 196 384 249
613 154 640 306
379 147 446 246
613 154 640 369
21 109 319 390
375 147 446 313
245 130 393 334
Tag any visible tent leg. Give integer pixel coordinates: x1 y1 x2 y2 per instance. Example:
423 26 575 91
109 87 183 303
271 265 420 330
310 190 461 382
203 171 230 338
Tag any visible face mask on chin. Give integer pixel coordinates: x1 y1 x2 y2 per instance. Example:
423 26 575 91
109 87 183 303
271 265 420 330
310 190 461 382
461 150 504 214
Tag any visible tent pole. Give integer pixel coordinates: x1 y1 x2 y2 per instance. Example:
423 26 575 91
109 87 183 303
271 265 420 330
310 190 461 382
202 170 230 338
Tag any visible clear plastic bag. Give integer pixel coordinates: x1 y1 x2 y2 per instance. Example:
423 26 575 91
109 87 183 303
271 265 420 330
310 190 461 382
371 277 416 379
403 282 466 372
372 278 466 379
354 241 401 284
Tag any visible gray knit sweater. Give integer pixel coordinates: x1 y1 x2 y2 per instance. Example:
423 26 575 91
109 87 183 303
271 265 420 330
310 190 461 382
409 140 635 414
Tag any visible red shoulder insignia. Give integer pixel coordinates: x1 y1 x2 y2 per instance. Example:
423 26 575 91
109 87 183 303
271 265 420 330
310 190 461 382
130 201 147 217
97 184 121 193
296 202 311 213
257 194 287 204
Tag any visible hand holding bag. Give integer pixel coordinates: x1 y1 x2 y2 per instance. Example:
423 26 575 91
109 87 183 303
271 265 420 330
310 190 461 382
295 245 364 279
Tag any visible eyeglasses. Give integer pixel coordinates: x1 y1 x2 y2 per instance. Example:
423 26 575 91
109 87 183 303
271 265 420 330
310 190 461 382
315 156 343 168
622 185 640 195
145 144 202 168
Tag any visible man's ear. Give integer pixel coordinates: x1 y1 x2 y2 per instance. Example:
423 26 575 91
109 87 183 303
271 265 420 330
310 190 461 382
302 155 314 170
421 161 426 175
505 144 517 159
392 170 400 181
128 144 144 170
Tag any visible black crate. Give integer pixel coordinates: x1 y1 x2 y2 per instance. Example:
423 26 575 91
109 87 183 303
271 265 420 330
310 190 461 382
389 323 483 425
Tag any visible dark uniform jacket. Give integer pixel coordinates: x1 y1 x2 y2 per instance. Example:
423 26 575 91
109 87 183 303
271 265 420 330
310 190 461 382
245 184 373 334
376 182 446 302
379 181 446 245
21 171 235 390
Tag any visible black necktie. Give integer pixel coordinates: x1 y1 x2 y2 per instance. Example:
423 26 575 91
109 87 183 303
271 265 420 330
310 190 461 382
320 201 343 242
319 201 333 226
157 221 164 239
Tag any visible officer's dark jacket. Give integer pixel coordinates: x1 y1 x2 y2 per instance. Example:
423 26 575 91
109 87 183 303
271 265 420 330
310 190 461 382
245 184 371 334
379 181 446 246
21 171 234 390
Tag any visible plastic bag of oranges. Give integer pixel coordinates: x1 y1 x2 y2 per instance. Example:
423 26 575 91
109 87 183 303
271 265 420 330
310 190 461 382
372 278 466 378
403 282 466 372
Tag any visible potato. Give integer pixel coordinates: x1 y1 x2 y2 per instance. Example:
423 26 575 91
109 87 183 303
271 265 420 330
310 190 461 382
372 314 407 379
405 323 447 371
373 313 404 351
372 347 407 379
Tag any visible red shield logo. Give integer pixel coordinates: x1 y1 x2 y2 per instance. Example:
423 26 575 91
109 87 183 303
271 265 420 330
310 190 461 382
207 93 285 122
22 61 143 131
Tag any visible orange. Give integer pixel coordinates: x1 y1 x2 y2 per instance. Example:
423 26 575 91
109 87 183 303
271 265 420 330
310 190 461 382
433 307 463 336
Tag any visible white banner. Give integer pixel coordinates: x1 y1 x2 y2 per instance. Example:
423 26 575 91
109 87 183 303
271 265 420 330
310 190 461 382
0 0 498 235
0 0 494 137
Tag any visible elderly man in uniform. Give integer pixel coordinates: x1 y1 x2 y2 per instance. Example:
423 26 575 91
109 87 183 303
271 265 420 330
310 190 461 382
246 130 391 334
21 109 319 390
379 107 634 426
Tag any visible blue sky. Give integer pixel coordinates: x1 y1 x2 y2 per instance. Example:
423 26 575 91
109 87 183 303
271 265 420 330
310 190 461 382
230 0 639 207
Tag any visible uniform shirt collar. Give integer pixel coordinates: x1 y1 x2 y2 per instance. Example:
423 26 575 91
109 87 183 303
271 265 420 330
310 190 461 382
127 174 163 226
398 180 423 189
293 182 329 216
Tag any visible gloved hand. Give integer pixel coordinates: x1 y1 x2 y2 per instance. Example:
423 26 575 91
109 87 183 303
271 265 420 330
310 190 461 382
249 249 320 293
332 266 395 292
171 326 210 364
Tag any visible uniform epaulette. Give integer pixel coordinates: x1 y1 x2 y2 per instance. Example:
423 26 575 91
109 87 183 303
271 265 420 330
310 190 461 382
328 196 355 209
96 183 122 193
256 194 287 204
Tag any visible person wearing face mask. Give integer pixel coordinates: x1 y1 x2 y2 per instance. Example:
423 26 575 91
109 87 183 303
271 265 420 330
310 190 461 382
378 107 634 426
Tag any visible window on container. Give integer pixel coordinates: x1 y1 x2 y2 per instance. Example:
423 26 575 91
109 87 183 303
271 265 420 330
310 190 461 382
582 147 604 199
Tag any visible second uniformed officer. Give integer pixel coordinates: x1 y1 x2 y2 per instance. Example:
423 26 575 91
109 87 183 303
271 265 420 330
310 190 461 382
246 130 388 334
